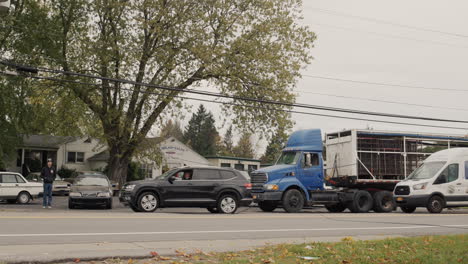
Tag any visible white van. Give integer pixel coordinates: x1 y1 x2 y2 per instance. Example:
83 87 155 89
394 148 468 213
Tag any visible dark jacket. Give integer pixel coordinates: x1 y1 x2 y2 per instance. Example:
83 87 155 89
41 166 56 184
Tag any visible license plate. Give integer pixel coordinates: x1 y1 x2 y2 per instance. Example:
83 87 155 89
396 197 404 201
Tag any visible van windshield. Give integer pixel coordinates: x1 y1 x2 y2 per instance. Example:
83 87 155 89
276 152 300 165
407 162 446 180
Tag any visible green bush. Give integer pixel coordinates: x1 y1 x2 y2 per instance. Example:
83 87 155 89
127 162 144 182
58 166 76 179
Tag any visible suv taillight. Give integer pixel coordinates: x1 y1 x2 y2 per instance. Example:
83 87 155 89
244 183 252 190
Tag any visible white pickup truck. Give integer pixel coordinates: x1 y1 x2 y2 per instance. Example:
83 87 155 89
0 172 43 204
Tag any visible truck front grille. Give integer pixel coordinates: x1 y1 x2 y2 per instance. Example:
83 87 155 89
250 172 268 192
394 185 410 195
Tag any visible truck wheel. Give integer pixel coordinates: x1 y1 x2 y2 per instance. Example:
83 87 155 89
372 191 395 213
426 195 444 213
137 192 159 212
282 189 304 213
258 201 277 212
325 203 347 213
400 206 416 213
348 190 373 213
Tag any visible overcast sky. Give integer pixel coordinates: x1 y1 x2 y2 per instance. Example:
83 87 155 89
157 0 468 154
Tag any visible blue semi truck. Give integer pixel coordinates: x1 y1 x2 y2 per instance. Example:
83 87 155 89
251 129 399 213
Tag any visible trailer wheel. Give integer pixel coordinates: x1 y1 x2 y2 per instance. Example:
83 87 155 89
282 189 304 213
372 191 395 213
325 203 347 213
258 201 277 212
348 190 373 213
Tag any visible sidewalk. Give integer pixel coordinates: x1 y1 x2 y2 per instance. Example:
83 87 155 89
0 235 396 263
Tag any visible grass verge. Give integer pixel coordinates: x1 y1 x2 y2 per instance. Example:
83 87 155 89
74 234 467 264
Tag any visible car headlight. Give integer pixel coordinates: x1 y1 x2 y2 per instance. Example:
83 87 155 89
124 184 136 191
264 184 279 191
413 183 428 190
69 192 82 197
97 192 111 197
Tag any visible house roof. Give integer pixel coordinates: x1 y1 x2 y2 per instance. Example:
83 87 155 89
21 135 77 149
87 137 165 162
204 155 260 162
87 150 109 162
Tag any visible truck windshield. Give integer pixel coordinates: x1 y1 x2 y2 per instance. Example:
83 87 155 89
276 152 300 165
407 162 446 180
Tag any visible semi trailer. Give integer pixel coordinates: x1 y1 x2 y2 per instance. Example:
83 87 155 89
251 129 468 213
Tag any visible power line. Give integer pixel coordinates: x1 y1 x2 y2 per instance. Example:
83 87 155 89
301 74 468 92
308 7 468 39
3 60 468 124
310 22 468 49
295 90 468 112
2 71 466 131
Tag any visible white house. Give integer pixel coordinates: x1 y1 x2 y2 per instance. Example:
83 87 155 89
6 135 211 179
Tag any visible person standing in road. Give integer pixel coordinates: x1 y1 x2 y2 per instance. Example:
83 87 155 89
40 158 56 209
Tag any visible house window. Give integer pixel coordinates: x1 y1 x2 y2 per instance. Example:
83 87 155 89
67 152 85 163
234 164 244 171
220 163 231 168
140 164 153 179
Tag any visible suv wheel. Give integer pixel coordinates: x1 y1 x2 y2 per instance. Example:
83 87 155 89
217 194 238 214
282 189 304 213
17 192 30 204
258 201 277 212
137 192 159 212
427 195 444 213
207 207 219 213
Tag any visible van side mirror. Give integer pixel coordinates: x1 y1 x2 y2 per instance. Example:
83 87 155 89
304 153 312 167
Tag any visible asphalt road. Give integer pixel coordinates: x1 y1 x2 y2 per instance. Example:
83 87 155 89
0 197 467 263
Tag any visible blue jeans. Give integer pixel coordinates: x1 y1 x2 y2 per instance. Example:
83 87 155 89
43 183 53 206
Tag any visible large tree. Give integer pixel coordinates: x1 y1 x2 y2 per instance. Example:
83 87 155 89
1 0 315 184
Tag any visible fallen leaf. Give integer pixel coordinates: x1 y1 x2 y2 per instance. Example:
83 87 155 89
74 259 80 263
150 251 159 257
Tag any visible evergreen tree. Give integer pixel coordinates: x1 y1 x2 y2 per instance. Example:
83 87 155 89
184 105 219 156
261 126 289 164
160 120 184 141
220 125 234 156
233 132 254 158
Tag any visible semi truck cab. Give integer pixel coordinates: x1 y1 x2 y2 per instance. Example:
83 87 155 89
252 129 330 212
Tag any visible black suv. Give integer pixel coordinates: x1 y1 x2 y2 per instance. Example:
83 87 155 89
119 167 252 214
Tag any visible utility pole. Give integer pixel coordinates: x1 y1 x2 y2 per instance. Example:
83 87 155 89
0 0 10 14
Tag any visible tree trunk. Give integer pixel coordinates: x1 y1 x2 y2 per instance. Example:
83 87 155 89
107 145 131 188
